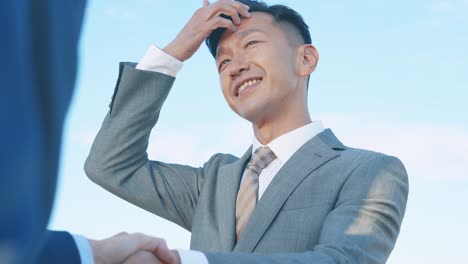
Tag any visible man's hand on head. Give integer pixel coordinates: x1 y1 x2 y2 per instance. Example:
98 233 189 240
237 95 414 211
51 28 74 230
163 0 251 62
88 232 179 264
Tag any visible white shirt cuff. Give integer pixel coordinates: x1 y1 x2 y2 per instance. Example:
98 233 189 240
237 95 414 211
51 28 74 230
72 234 94 264
136 45 183 77
176 249 209 264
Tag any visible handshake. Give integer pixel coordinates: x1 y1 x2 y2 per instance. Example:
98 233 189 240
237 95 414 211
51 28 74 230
89 232 181 264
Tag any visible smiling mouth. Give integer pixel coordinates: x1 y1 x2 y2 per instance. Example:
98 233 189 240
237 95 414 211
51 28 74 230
237 78 263 96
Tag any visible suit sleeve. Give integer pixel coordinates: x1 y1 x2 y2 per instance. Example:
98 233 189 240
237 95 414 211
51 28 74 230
35 231 80 264
203 155 409 264
84 63 213 231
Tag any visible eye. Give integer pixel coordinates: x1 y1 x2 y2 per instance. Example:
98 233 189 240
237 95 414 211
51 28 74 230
218 59 230 71
245 40 259 47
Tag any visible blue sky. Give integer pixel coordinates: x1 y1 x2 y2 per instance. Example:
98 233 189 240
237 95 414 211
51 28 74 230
49 0 468 263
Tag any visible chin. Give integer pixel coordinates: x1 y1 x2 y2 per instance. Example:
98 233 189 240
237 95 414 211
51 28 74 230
229 98 269 123
234 107 263 124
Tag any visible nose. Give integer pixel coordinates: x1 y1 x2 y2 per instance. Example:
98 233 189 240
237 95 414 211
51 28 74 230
229 53 250 78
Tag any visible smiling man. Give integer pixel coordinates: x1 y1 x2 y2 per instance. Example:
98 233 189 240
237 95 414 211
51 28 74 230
85 0 409 263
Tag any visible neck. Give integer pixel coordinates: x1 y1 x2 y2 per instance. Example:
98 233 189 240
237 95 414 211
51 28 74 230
252 110 311 145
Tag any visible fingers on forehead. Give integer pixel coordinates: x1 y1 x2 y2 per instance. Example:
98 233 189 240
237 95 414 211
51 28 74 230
215 0 249 10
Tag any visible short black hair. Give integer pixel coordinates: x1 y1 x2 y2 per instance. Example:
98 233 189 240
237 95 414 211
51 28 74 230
205 0 312 58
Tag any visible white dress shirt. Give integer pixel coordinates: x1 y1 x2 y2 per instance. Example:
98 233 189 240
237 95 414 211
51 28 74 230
74 45 324 264
249 121 324 199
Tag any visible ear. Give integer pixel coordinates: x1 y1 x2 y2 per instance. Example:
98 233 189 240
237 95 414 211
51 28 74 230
297 44 319 77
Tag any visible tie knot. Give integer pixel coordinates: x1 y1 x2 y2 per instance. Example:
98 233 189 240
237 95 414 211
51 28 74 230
247 147 277 174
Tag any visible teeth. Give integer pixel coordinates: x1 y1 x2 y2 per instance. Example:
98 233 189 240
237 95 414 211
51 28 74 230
238 79 262 94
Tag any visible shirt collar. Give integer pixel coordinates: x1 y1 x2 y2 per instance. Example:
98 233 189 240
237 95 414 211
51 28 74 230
252 121 325 163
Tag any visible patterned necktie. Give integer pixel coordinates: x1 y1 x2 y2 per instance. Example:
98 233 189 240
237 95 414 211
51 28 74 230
235 146 277 240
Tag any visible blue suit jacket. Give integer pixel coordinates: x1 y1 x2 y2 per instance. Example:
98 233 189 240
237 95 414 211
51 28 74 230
0 1 85 263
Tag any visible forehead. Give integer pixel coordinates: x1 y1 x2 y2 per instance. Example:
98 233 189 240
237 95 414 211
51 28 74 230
217 12 283 49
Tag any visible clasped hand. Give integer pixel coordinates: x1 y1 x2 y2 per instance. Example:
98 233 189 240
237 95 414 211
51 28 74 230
89 232 180 264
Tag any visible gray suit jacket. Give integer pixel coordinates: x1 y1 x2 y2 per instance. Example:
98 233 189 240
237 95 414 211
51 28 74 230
85 63 409 263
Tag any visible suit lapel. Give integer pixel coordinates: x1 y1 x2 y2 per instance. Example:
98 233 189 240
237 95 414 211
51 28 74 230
234 129 345 252
217 147 252 252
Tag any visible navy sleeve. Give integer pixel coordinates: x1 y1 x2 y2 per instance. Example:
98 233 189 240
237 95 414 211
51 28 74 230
35 231 81 264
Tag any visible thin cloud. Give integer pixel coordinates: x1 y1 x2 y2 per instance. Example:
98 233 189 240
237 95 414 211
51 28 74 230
73 128 99 146
104 8 115 17
147 119 252 166
74 115 467 181
316 112 468 181
103 7 136 19
432 0 468 15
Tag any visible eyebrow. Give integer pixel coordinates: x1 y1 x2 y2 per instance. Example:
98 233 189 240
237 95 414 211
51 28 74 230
216 29 268 59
